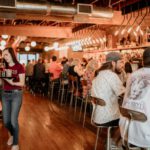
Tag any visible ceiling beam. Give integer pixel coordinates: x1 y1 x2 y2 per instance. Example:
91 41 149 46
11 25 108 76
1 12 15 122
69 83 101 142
15 14 74 23
0 25 73 38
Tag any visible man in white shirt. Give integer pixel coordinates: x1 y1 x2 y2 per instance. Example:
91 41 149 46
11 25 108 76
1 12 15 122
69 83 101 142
120 47 150 149
91 52 125 125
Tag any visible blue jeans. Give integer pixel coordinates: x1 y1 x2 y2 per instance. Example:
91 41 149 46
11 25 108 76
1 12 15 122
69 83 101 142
2 90 23 145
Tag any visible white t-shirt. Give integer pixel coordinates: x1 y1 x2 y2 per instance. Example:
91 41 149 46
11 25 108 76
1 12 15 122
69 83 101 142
120 67 150 148
91 70 125 124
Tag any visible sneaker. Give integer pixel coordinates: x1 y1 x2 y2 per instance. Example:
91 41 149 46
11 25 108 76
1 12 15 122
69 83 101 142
7 136 13 146
11 145 19 150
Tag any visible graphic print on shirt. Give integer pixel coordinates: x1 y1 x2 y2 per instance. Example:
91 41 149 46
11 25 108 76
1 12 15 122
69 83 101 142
129 76 150 100
124 73 150 113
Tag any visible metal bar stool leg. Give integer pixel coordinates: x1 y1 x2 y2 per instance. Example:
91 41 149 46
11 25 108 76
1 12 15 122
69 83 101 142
74 95 78 118
95 127 100 150
58 84 61 102
79 98 84 121
69 92 74 110
60 84 65 106
107 127 112 150
50 82 54 101
82 96 88 127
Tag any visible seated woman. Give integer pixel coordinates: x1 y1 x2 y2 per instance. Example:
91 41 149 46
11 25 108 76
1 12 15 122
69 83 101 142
120 47 150 149
91 52 125 126
82 59 98 98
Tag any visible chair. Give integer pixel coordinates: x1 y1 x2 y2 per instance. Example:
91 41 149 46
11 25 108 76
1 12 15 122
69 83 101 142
91 96 119 150
79 79 92 127
65 75 76 108
48 73 60 101
120 107 147 150
58 78 68 105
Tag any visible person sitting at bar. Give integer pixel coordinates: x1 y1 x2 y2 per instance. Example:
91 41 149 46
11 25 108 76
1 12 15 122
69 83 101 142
48 55 62 81
82 59 98 98
120 47 150 149
91 52 125 144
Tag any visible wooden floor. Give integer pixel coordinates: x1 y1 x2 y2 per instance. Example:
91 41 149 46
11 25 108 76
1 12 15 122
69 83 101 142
0 90 106 150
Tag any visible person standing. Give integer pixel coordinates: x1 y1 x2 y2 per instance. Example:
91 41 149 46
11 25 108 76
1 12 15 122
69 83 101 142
2 47 25 150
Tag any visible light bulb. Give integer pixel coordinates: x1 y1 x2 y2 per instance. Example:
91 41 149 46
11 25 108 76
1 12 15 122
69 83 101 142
121 29 125 35
44 46 50 52
136 26 140 32
139 30 144 35
114 30 119 36
133 31 137 37
31 41 36 47
127 27 132 33
2 34 8 39
1 40 6 46
25 46 30 51
53 42 59 49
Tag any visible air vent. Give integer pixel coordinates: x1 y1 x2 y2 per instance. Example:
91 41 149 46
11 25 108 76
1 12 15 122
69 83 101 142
0 0 16 8
77 3 93 15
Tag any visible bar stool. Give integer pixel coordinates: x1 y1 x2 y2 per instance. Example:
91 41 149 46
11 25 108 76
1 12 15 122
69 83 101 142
79 80 92 127
91 96 119 150
58 78 68 105
48 73 60 101
65 75 75 108
120 107 147 150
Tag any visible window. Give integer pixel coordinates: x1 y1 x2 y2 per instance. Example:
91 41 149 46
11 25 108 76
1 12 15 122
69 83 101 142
17 53 40 65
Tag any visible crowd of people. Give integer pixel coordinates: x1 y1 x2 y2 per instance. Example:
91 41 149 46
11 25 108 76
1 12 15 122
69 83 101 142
0 46 149 150
21 47 149 150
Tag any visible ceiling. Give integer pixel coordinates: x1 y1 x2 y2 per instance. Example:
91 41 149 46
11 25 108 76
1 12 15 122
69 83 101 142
0 0 149 52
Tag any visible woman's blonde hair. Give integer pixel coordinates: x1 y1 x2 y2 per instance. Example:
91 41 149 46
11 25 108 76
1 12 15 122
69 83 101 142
86 59 98 71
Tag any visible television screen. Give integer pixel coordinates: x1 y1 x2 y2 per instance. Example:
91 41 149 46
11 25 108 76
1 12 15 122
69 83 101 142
71 42 82 52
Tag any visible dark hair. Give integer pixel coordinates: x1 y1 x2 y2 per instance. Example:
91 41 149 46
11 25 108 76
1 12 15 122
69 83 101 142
61 59 68 65
3 47 19 67
95 62 113 77
143 47 150 67
52 55 57 61
125 62 132 73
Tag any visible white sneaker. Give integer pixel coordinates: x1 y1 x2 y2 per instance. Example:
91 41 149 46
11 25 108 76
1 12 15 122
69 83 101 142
7 136 13 146
11 145 19 150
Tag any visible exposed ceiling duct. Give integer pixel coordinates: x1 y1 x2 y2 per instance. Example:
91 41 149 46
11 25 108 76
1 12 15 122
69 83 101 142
0 1 114 19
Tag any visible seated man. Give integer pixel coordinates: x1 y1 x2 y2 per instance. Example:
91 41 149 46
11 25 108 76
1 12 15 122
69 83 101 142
120 47 150 149
91 52 125 126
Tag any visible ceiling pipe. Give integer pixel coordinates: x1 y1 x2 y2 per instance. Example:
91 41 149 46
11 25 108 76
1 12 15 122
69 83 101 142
0 1 114 19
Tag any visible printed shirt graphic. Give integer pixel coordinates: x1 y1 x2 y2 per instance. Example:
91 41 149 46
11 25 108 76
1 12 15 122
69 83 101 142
120 67 150 147
3 63 25 90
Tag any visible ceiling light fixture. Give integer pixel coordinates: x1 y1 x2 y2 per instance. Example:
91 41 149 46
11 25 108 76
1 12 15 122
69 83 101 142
135 1 148 34
2 34 9 39
25 46 30 51
139 29 144 35
53 42 59 49
114 7 126 36
44 46 50 52
127 4 140 33
120 8 133 35
1 40 6 46
31 41 37 47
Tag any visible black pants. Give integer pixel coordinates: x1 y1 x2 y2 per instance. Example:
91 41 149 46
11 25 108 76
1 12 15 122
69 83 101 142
95 119 119 127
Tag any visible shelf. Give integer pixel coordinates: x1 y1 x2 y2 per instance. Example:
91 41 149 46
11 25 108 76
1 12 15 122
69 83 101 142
84 45 149 53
